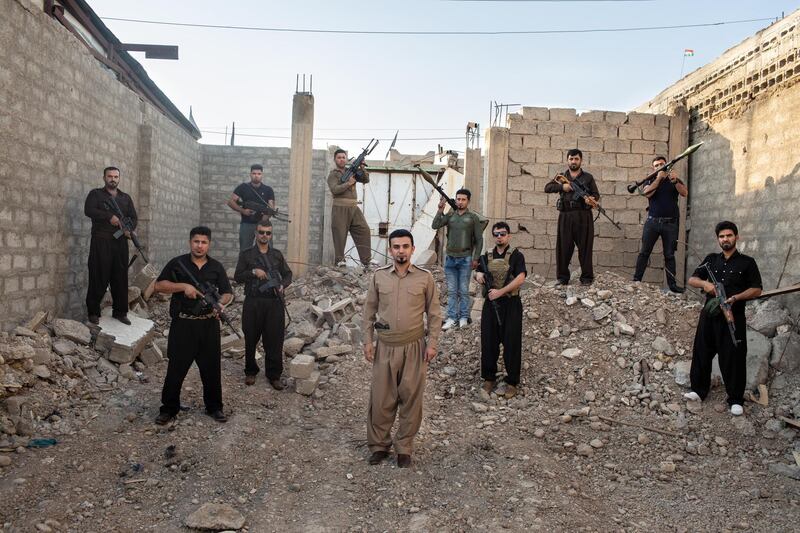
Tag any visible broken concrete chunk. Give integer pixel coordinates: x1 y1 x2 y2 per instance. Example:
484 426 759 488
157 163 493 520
98 315 155 364
288 354 316 380
52 319 91 345
185 503 245 531
296 371 321 396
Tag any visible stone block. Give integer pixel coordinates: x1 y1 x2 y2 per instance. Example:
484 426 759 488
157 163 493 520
631 140 655 154
577 110 605 122
336 322 362 345
642 126 669 142
618 125 642 140
507 204 532 218
520 191 548 206
295 370 321 396
508 117 538 135
577 137 603 152
508 162 522 176
520 163 549 178
626 112 655 127
25 311 48 331
605 111 627 125
289 354 316 379
132 263 159 297
52 318 91 345
536 149 563 164
550 136 578 150
549 108 577 122
508 175 535 191
289 321 320 342
312 344 352 360
283 337 306 357
601 167 628 182
588 152 616 167
99 314 155 364
522 107 549 120
508 148 536 164
617 153 643 168
537 122 565 136
521 135 549 149
510 134 525 149
592 123 618 139
139 343 163 366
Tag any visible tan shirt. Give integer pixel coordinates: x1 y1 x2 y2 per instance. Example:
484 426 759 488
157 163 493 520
362 264 442 350
327 168 370 200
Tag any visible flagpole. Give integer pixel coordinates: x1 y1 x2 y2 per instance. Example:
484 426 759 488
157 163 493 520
680 53 686 78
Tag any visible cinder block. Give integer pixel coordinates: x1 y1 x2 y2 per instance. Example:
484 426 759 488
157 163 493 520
588 152 616 167
510 134 525 149
509 149 536 164
507 204 532 218
618 125 642 140
617 153 643 168
631 140 655 154
289 354 316 379
549 108 577 122
642 126 670 142
536 149 563 164
322 298 356 326
605 112 627 125
601 166 628 182
520 191 548 206
577 137 603 152
507 191 521 204
564 122 593 137
537 122 565 136
522 107 550 121
604 138 631 153
508 162 522 177
295 371 320 396
508 175 535 191
139 343 163 366
592 123 618 138
508 118 538 135
521 135 549 149
655 115 671 128
626 112 655 127
521 163 549 178
550 136 578 150
577 110 605 122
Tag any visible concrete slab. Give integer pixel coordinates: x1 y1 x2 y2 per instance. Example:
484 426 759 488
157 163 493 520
98 311 155 365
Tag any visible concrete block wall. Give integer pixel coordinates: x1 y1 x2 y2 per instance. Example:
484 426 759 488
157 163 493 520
501 107 673 281
199 145 331 270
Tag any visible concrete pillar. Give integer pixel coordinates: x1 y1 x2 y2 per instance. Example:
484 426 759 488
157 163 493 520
483 127 510 242
668 106 690 288
287 93 314 276
321 146 336 266
464 147 483 213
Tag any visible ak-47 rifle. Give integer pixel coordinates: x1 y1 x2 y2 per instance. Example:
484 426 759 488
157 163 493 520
416 165 457 211
703 264 739 346
554 174 621 230
176 259 241 338
478 254 503 327
627 142 703 194
104 196 148 266
340 139 379 183
237 199 290 222
254 252 291 324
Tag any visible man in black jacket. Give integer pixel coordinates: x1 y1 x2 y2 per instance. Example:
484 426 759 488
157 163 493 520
83 166 137 325
234 221 293 389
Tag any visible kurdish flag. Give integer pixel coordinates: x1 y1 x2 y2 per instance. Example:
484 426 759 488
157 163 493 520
684 49 695 57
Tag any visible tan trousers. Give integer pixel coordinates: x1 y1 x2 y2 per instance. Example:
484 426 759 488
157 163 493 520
367 338 427 455
331 205 372 264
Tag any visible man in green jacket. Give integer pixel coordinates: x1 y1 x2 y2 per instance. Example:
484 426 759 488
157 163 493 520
431 189 484 330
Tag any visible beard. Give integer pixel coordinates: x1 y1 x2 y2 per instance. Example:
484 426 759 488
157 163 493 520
106 182 118 189
568 163 579 171
394 256 408 264
721 242 734 251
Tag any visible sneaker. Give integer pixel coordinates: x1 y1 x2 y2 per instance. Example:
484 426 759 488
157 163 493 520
459 318 469 328
442 318 457 330
683 391 701 402
730 404 743 416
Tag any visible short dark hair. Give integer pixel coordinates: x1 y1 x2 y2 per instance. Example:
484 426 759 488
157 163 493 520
566 148 583 159
652 155 667 164
389 228 414 246
103 166 119 176
250 164 263 172
190 226 212 239
715 221 738 236
492 221 511 233
455 188 471 200
334 149 347 158
256 221 273 229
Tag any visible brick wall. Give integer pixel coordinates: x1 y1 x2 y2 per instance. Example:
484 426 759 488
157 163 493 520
199 145 331 270
500 107 674 281
0 0 200 330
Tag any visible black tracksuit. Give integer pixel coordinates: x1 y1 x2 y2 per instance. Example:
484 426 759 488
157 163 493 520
234 245 293 380
84 188 137 317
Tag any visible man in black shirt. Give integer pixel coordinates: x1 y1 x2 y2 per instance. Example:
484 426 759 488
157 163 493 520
685 221 762 416
83 166 137 325
543 148 600 285
632 155 689 292
475 222 527 399
154 226 234 425
227 164 276 252
234 221 293 389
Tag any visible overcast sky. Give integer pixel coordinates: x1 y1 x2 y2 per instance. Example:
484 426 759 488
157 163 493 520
92 0 798 156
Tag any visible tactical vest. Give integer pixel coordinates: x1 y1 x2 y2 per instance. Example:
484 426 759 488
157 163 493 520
486 247 519 296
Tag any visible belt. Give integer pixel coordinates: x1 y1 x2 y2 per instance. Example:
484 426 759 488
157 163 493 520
376 324 425 347
178 312 215 320
332 198 359 207
647 216 677 223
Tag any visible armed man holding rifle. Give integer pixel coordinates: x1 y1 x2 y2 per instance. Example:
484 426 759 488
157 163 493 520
328 148 373 267
84 166 138 325
234 221 293 390
684 221 762 416
227 164 276 252
543 148 601 286
475 221 527 399
154 226 233 425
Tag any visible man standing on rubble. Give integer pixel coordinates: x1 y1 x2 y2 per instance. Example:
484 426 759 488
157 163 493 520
362 229 442 468
684 221 762 416
153 226 233 425
431 188 484 330
227 164 276 252
234 221 293 390
84 166 137 326
632 155 688 293
475 221 527 399
543 148 600 285
328 149 373 267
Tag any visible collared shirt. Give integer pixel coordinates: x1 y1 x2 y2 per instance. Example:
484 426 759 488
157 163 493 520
233 182 275 224
327 168 370 200
644 176 681 218
233 245 293 298
84 188 137 237
362 264 442 350
158 254 233 319
431 208 485 260
542 169 600 208
692 250 762 316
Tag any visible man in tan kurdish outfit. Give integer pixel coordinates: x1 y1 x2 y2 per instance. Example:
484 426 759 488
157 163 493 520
327 148 373 266
362 229 442 468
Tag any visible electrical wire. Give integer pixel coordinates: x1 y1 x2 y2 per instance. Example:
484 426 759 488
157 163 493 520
200 129 466 141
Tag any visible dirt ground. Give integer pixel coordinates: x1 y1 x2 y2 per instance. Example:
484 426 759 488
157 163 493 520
0 270 798 532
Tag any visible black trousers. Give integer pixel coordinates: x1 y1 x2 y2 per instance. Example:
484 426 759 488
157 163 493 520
160 317 223 415
242 296 286 379
556 210 594 284
86 235 129 317
690 310 748 405
633 217 679 289
480 296 523 386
